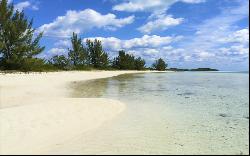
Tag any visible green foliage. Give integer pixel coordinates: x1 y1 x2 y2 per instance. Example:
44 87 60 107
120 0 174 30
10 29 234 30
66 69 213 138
113 50 133 70
152 58 167 71
68 33 88 66
135 57 146 70
0 57 55 72
112 50 145 70
86 39 109 69
49 35 110 70
49 55 69 70
0 0 45 71
190 68 218 71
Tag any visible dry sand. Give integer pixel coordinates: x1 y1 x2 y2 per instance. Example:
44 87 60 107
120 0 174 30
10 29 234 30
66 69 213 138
0 71 149 154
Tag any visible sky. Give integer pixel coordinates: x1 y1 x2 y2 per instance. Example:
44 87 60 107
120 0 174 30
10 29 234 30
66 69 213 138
9 0 249 71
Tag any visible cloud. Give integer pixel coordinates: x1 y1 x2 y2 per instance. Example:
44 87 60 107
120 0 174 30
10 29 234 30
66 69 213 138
37 9 134 38
83 35 182 51
194 51 215 61
54 40 71 48
112 0 204 34
112 0 205 13
108 0 249 69
48 48 67 55
113 0 175 13
42 0 248 70
173 0 249 70
219 45 249 56
14 1 30 10
138 14 184 34
218 28 249 45
181 0 205 3
13 1 39 11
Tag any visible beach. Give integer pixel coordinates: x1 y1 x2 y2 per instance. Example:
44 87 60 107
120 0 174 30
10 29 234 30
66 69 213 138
49 72 248 155
0 71 151 154
0 71 248 155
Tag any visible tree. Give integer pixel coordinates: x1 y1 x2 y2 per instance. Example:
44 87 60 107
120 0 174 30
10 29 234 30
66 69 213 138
152 58 167 71
86 39 109 69
135 57 145 70
99 51 109 69
112 50 145 70
68 32 88 67
49 55 69 70
0 0 45 70
113 50 133 70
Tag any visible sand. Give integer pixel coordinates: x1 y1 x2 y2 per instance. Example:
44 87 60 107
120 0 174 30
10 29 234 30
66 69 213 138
0 71 150 154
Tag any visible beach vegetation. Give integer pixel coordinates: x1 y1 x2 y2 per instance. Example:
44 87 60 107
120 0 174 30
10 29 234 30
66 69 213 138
112 50 145 70
86 39 109 69
152 58 168 71
68 33 88 67
48 55 70 70
0 0 45 71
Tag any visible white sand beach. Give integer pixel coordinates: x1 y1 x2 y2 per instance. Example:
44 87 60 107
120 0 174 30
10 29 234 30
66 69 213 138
0 71 150 154
1 71 247 155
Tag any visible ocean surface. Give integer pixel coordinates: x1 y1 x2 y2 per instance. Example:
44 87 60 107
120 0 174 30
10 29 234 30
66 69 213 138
65 72 249 154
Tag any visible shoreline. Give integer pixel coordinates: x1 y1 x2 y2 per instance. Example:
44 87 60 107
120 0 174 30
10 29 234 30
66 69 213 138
0 70 159 154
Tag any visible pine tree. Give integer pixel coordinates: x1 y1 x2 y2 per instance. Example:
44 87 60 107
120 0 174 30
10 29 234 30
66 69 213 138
152 58 167 71
49 55 69 70
112 50 145 70
86 39 109 69
0 0 45 70
135 57 145 70
68 32 88 67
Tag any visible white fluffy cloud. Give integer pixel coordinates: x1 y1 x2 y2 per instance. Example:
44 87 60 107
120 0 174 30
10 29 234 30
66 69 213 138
174 0 249 70
112 0 204 34
54 40 71 48
8 0 39 11
15 1 30 11
83 35 182 52
113 0 176 13
138 15 183 34
219 45 249 56
181 0 205 3
113 0 205 12
194 51 215 61
38 9 135 38
218 28 249 45
48 48 67 55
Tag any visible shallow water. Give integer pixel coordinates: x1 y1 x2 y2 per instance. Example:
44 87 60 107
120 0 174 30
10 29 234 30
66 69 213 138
60 72 249 154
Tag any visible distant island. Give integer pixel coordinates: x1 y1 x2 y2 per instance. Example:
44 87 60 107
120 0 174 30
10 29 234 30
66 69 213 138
168 68 219 72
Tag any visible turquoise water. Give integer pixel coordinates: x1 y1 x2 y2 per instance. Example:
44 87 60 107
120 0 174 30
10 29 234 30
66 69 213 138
65 72 249 154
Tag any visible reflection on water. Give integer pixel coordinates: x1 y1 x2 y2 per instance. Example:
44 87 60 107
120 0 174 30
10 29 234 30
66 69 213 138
70 78 109 98
70 73 143 98
65 72 249 155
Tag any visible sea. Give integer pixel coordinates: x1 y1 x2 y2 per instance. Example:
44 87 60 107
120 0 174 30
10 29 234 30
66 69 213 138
66 72 249 155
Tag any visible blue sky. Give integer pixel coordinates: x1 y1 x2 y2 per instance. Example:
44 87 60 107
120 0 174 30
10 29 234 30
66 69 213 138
9 0 249 71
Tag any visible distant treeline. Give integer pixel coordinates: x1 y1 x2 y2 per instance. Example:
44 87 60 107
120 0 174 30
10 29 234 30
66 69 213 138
48 33 160 71
168 68 219 71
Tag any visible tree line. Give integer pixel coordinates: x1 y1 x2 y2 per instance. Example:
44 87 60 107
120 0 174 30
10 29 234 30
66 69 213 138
0 0 167 72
